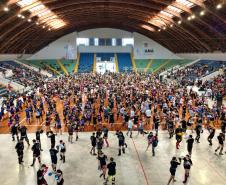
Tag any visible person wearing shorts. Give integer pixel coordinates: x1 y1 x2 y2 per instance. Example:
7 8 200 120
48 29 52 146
167 157 181 185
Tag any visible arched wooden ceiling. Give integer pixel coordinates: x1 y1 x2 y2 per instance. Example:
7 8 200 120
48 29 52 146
0 0 225 54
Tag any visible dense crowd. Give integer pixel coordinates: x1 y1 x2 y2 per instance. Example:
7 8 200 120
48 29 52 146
0 66 225 184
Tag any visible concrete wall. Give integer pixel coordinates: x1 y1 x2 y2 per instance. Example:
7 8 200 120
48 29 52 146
28 28 180 60
133 33 180 59
177 53 226 61
0 54 31 61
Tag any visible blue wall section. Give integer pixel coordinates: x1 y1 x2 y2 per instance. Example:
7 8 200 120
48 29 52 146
78 53 94 73
117 53 133 72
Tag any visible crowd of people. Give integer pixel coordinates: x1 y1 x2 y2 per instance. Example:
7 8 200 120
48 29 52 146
0 64 225 184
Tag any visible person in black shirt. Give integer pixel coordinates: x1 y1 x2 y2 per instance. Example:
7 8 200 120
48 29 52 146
97 137 104 154
31 139 41 166
56 169 64 185
186 135 194 155
11 123 19 141
167 157 181 185
47 131 56 148
116 131 126 156
98 152 108 179
215 133 224 155
103 126 109 147
182 155 193 183
167 119 174 139
104 157 116 185
50 146 58 171
195 123 202 143
37 164 48 185
181 119 187 133
90 132 97 155
18 125 30 146
36 129 43 151
207 126 215 146
15 139 24 164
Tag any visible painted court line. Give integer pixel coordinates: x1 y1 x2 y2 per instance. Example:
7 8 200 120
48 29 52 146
131 138 150 185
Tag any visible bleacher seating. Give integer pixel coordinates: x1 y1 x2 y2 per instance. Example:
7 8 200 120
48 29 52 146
0 85 8 97
78 53 94 73
135 59 192 73
61 60 76 74
117 53 133 72
0 60 43 86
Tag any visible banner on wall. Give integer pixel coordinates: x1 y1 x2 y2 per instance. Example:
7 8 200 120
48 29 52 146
64 44 75 59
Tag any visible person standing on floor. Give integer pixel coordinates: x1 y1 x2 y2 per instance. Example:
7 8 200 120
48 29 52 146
175 125 183 149
126 118 133 138
104 157 116 185
207 126 215 146
18 125 30 146
37 164 48 185
103 126 109 147
90 132 97 155
186 135 194 155
31 139 41 166
50 146 58 171
11 122 19 142
36 129 43 151
116 131 126 156
182 155 193 184
47 131 56 148
57 140 66 163
215 133 224 155
167 157 181 185
98 151 108 180
56 169 64 185
15 139 24 164
195 123 202 143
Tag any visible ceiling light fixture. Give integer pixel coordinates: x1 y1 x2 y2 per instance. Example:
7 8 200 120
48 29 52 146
178 20 182 24
28 19 31 22
158 29 161 32
200 11 205 16
187 16 191 21
42 25 46 28
3 7 9 12
36 22 39 25
17 14 22 18
170 24 173 28
216 4 222 9
191 15 195 19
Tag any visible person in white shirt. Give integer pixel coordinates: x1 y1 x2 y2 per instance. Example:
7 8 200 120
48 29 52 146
126 118 133 138
145 107 151 125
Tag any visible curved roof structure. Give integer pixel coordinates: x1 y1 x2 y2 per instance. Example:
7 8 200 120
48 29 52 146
0 0 225 54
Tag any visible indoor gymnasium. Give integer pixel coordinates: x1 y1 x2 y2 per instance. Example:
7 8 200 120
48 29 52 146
0 0 225 185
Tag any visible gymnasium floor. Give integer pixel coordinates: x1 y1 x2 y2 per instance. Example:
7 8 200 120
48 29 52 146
0 130 225 185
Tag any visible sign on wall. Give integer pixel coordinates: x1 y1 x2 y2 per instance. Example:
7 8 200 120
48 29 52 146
143 42 154 55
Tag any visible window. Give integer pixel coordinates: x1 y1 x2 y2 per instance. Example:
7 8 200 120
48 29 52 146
77 38 89 46
122 38 134 46
116 38 122 46
94 38 99 46
89 38 94 46
112 38 116 46
106 38 112 46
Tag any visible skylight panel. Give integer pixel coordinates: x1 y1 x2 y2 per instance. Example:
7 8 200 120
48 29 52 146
16 0 36 7
160 11 174 18
167 5 183 13
29 4 45 12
